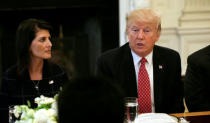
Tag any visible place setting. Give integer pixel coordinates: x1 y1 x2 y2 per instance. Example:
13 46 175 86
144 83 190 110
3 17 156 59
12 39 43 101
124 97 189 123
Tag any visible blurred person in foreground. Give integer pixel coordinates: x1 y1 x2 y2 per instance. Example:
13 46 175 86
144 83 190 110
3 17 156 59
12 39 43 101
96 9 184 113
0 18 68 122
58 76 125 123
184 45 210 112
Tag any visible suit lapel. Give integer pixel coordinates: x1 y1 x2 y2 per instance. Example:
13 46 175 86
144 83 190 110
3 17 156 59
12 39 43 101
126 49 138 97
120 43 137 97
153 45 165 111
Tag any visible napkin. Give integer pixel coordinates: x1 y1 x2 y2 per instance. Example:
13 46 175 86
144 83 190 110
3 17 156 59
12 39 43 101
135 113 178 123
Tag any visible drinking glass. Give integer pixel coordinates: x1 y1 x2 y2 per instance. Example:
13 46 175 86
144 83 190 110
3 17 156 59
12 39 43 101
9 105 21 123
9 105 15 123
124 97 138 123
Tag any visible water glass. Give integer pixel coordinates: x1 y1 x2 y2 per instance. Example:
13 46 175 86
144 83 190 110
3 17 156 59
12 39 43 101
124 97 138 123
9 105 15 123
9 105 21 123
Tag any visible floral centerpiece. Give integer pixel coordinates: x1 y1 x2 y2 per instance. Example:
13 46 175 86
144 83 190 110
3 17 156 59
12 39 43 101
11 95 58 123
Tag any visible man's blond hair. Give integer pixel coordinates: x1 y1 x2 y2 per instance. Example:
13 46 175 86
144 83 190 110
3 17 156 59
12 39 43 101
126 9 161 33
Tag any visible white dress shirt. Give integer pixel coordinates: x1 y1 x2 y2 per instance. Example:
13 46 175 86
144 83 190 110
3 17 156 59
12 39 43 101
131 50 155 112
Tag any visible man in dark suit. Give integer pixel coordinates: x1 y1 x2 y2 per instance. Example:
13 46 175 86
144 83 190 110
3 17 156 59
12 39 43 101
184 45 210 112
96 9 184 113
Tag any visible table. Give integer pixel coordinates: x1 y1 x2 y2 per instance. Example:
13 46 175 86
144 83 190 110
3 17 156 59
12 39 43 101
170 111 210 123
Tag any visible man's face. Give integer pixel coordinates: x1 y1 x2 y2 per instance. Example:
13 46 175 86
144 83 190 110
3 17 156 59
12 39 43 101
127 21 160 57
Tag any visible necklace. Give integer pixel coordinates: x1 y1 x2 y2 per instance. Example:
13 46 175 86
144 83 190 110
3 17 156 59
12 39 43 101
32 80 40 91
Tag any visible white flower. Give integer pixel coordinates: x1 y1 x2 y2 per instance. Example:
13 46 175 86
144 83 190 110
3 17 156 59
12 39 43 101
51 101 58 113
15 119 33 123
13 105 30 118
35 95 55 106
11 95 58 123
34 109 49 123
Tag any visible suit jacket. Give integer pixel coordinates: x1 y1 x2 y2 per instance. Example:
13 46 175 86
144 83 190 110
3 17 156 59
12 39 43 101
184 45 210 112
96 43 184 113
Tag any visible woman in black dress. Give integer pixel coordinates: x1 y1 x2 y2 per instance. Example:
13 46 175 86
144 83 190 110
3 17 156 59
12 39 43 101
0 18 68 122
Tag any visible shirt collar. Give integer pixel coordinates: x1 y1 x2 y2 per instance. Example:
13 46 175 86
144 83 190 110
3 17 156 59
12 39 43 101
131 50 153 66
